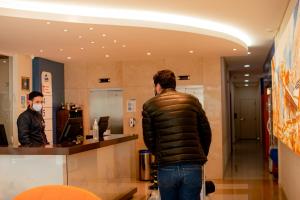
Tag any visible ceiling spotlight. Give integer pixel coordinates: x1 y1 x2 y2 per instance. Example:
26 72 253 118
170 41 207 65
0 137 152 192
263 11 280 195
122 45 126 48
46 21 51 25
67 56 72 60
105 54 110 58
244 80 250 82
80 47 84 50
113 40 117 44
3 60 7 63
147 52 152 56
89 27 94 31
244 73 250 77
90 41 95 44
102 33 107 37
78 35 83 39
233 48 237 51
63 29 68 32
59 48 63 52
244 84 249 87
189 50 194 54
244 64 250 68
39 49 44 53
247 52 251 55
101 46 105 49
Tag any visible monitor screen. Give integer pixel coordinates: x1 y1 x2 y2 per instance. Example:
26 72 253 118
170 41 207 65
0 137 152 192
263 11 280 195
0 124 8 146
98 116 109 137
59 118 83 144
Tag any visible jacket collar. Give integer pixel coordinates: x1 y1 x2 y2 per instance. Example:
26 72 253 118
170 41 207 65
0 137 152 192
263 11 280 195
27 107 39 115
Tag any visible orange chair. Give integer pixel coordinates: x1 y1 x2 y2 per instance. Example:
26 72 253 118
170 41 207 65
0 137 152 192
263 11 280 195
14 185 101 200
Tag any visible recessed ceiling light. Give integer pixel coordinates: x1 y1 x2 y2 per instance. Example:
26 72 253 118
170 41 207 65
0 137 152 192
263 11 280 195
63 29 68 32
244 84 249 87
233 48 237 51
244 80 250 82
244 64 250 68
67 56 71 60
39 49 44 53
105 54 110 58
59 48 63 52
189 50 194 54
101 46 105 49
244 73 250 77
89 27 94 31
122 45 126 48
147 52 151 56
247 52 251 55
3 60 7 63
46 21 51 25
78 35 83 39
80 47 84 50
90 41 95 44
113 40 117 44
102 33 107 37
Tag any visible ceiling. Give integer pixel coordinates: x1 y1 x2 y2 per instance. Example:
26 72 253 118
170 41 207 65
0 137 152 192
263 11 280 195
0 0 291 85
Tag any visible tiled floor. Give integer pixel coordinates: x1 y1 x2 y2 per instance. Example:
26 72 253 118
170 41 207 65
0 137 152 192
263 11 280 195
132 140 287 200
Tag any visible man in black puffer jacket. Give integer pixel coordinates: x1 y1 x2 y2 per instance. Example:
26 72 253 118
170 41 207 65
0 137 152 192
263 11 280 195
17 91 48 147
142 70 211 200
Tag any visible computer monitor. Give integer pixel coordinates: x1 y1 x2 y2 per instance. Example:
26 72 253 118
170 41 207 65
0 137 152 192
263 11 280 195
0 124 8 146
59 118 83 144
98 116 109 137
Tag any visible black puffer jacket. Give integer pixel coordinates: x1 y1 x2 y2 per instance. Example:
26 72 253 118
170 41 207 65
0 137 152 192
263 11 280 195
142 88 211 166
17 108 48 146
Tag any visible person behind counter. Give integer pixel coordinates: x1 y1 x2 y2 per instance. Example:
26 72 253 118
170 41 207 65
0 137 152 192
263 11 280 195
17 91 49 147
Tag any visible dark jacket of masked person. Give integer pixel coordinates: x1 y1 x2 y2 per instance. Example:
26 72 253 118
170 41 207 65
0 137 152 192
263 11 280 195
17 107 48 146
142 88 212 166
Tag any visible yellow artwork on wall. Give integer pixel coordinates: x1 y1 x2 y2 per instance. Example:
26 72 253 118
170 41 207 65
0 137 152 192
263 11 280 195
272 0 300 154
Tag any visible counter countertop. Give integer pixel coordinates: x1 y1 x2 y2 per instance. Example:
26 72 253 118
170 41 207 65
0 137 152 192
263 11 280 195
0 134 138 155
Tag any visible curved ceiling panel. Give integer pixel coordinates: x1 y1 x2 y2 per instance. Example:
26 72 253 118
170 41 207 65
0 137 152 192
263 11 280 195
0 0 252 49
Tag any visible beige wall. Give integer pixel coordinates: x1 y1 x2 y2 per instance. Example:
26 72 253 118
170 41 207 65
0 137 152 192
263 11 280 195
65 56 225 179
278 141 300 200
11 54 32 145
276 0 300 199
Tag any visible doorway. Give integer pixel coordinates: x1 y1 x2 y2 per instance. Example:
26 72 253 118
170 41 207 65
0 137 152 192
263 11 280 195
239 98 258 139
233 85 261 141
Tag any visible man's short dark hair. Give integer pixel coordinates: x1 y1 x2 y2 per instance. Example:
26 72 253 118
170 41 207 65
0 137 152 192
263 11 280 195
153 70 176 89
28 91 43 101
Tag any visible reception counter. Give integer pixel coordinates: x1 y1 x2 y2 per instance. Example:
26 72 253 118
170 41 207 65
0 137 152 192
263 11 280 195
0 134 138 200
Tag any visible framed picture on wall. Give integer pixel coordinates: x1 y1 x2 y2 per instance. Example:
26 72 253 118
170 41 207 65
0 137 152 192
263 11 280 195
21 77 30 91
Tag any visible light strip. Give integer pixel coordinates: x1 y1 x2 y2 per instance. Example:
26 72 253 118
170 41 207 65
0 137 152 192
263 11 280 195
0 0 252 46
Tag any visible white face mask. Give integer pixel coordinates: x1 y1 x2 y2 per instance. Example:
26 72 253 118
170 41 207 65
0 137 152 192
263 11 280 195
32 103 43 112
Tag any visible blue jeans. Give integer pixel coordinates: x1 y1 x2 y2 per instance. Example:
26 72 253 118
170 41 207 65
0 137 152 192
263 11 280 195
158 163 203 200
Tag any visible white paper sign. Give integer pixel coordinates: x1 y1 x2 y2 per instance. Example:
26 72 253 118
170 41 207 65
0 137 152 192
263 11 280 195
41 71 53 143
127 99 136 112
41 72 53 96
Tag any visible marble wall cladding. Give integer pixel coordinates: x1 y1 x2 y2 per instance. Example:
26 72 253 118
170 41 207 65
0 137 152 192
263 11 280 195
65 56 225 179
67 140 137 198
0 155 66 200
